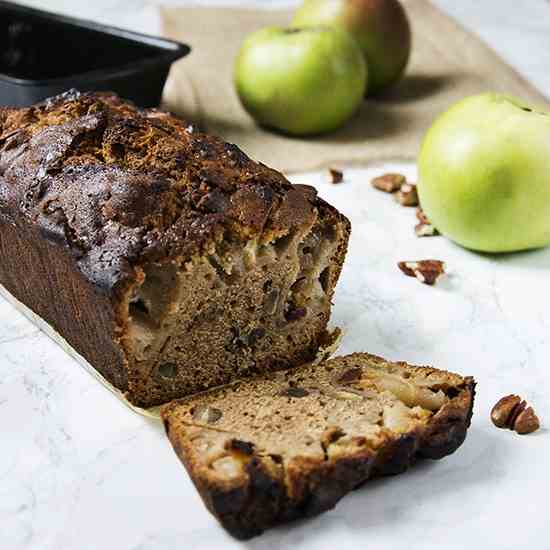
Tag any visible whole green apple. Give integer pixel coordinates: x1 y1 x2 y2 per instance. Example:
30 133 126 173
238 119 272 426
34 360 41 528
418 93 550 253
292 0 411 95
234 26 367 136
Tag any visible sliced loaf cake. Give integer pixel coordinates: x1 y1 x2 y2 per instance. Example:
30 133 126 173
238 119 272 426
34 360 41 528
162 352 475 538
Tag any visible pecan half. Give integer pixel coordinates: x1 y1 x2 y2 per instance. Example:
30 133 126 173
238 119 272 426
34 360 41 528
394 183 419 206
398 260 446 285
491 395 540 435
328 168 344 184
371 173 405 193
515 407 541 435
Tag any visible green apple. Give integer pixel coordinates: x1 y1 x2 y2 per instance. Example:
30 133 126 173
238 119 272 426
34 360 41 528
292 0 411 95
234 26 367 136
418 93 550 253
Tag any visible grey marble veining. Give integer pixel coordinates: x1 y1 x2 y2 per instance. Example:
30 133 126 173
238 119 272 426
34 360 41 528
2 2 550 549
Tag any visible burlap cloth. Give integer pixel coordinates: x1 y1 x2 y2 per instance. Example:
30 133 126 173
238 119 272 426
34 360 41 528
161 1 548 173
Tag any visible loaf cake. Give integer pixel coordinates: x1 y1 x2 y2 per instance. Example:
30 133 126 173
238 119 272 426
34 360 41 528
0 90 350 407
162 352 475 539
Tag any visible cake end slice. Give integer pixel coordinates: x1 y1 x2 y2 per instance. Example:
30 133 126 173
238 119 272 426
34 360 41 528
162 352 475 539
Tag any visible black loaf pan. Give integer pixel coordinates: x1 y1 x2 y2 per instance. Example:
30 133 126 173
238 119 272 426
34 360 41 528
0 0 190 107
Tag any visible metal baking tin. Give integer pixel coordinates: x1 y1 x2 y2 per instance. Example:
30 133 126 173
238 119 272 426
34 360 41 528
0 0 190 107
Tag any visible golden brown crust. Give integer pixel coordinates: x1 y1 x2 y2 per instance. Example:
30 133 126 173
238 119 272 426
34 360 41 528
0 90 347 292
162 355 475 539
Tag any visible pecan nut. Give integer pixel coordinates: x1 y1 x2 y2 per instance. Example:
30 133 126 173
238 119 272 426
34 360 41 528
515 407 540 435
398 260 446 285
371 173 405 193
328 168 344 184
394 182 419 206
491 395 540 435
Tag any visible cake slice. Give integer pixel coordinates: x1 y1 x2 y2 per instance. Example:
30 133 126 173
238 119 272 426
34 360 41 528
0 90 349 407
162 352 475 539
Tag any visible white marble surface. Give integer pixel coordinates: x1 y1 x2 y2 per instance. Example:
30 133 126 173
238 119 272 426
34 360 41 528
2 2 550 550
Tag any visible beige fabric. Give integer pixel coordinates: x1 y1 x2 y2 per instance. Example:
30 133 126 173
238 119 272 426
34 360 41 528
161 1 548 174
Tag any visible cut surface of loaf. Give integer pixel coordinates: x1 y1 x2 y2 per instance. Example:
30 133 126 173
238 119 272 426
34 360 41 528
0 90 350 407
162 352 475 539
